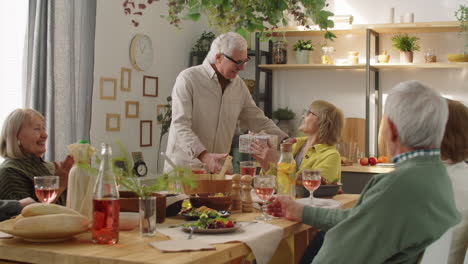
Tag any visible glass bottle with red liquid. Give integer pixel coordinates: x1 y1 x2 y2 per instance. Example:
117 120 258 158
92 143 120 244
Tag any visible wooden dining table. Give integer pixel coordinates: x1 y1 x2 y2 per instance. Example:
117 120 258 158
0 194 359 264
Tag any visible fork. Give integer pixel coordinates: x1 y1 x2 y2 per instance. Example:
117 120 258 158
187 226 194 240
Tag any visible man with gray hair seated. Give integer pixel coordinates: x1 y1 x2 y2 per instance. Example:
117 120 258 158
165 32 287 173
267 80 460 263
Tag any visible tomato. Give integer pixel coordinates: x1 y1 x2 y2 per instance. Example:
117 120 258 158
225 221 234 228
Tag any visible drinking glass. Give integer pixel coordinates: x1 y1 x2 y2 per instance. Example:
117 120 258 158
240 161 257 176
253 175 276 221
34 176 59 204
302 169 321 204
190 163 208 174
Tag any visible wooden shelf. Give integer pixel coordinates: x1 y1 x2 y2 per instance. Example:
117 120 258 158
372 62 468 69
276 21 460 37
259 62 468 71
259 64 366 70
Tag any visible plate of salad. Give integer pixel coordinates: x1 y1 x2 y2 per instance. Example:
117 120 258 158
182 214 239 234
179 206 230 220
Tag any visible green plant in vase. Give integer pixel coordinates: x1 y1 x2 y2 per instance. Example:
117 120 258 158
293 40 314 64
391 34 420 63
273 107 296 136
448 4 468 62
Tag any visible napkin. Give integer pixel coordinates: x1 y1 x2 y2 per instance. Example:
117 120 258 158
296 198 342 208
157 221 283 264
0 231 13 239
150 240 215 252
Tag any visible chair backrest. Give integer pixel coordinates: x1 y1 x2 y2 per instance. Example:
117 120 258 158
419 228 454 264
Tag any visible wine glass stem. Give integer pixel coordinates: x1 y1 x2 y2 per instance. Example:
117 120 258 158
309 191 314 202
261 201 268 220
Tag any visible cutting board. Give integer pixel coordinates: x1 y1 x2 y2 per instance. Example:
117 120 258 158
342 118 365 155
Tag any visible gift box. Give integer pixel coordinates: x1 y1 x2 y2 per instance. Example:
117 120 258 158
239 134 278 154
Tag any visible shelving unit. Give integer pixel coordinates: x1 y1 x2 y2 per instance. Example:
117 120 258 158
254 21 465 155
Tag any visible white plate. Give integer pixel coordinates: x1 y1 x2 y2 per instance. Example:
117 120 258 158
296 198 342 208
376 163 395 167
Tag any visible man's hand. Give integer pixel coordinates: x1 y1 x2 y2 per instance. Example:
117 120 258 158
199 152 229 174
250 139 279 171
266 195 304 222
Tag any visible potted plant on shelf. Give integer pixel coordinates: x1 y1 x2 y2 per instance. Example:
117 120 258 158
448 4 468 62
272 107 296 136
391 34 420 63
293 40 314 64
191 31 216 65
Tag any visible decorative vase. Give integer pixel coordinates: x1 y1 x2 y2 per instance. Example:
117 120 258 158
277 120 294 137
295 50 311 64
272 41 287 64
139 197 157 236
400 51 413 63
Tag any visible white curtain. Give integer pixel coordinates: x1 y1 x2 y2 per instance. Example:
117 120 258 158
23 0 96 161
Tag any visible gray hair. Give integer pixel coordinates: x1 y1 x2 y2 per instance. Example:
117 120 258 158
384 80 448 149
0 108 44 159
206 32 247 64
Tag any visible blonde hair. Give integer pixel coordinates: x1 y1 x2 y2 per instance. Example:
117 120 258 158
441 99 468 162
311 100 344 145
0 108 45 159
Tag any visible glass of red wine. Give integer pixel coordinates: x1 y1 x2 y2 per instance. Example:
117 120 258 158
34 176 59 204
190 163 208 175
253 175 276 221
302 169 321 204
240 161 257 176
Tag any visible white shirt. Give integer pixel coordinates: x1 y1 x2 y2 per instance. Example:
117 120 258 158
446 161 468 264
165 60 287 169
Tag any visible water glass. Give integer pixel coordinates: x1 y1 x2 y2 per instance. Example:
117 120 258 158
240 161 257 176
139 196 157 236
34 176 59 204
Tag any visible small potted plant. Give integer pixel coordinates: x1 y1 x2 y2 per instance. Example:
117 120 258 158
191 31 216 65
448 4 468 62
391 34 420 63
293 40 314 64
272 107 296 136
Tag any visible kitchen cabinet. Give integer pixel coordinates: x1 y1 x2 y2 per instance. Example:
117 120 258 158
254 21 467 156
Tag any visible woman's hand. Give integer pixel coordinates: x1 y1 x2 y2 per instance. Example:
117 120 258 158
250 139 279 171
266 195 304 222
54 155 74 190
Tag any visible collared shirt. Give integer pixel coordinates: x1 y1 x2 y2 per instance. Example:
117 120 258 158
392 149 440 164
165 60 287 169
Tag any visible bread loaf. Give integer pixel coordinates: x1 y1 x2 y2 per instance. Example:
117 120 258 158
13 214 89 238
21 203 80 217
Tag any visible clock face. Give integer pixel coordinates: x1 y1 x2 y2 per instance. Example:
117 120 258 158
130 34 154 71
137 163 148 176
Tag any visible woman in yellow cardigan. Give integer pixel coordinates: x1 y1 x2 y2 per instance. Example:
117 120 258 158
251 100 344 186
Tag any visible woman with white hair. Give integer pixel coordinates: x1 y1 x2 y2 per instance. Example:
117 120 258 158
0 108 73 204
165 32 287 173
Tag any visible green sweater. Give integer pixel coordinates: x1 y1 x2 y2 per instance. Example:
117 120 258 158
302 155 460 264
0 155 65 204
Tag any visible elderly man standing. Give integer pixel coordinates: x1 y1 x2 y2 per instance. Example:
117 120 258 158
165 32 287 173
268 80 460 263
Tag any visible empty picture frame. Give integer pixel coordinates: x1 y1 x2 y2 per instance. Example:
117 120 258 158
125 101 139 118
140 120 153 147
121 67 132 91
106 114 120 131
132 151 144 162
100 77 117 100
143 75 158 97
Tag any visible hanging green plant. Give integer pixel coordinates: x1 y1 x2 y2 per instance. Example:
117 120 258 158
192 31 216 53
163 0 336 41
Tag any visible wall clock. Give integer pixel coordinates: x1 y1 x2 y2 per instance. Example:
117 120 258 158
130 34 154 71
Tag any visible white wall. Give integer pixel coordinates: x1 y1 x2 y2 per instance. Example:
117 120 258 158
269 0 468 156
91 0 208 173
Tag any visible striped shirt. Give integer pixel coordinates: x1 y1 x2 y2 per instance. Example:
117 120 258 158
0 154 65 204
392 149 441 164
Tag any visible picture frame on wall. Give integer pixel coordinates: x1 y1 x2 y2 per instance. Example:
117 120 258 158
125 101 139 118
132 151 144 162
100 77 117 100
156 104 169 124
140 120 153 147
106 113 120 131
121 67 132 91
143 75 158 97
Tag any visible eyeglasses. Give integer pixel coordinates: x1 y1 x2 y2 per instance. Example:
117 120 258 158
223 53 251 67
303 109 319 118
